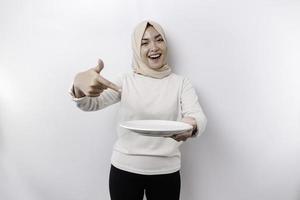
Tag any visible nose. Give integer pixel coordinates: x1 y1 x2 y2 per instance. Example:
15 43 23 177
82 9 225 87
149 41 159 51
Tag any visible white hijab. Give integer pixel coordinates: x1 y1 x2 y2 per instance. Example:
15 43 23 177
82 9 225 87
131 20 172 79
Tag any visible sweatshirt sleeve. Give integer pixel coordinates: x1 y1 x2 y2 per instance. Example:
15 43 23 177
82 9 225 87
180 77 207 137
69 74 123 111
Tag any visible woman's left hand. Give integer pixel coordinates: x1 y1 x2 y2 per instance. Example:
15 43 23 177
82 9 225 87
171 117 197 142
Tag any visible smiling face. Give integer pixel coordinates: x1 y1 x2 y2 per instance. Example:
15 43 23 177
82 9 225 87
140 25 167 70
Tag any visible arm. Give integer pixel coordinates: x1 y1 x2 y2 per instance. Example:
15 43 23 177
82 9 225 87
180 77 207 137
69 76 122 111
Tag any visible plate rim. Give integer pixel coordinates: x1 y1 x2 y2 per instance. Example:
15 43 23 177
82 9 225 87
119 119 193 132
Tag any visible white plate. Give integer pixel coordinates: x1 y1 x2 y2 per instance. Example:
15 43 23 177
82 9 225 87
119 120 193 137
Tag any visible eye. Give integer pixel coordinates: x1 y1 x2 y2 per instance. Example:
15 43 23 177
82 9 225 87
141 40 149 46
157 38 164 42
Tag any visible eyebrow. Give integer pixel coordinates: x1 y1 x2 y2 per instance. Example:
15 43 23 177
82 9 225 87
142 34 162 40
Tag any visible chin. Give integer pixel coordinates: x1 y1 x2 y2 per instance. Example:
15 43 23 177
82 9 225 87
148 64 164 70
145 55 167 70
147 60 165 70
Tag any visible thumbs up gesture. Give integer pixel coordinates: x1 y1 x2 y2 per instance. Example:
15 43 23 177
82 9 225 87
73 59 122 97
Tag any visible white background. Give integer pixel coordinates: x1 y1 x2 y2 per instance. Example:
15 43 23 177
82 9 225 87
1 0 300 200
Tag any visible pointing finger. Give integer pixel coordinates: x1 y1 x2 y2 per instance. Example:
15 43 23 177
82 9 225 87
97 76 122 93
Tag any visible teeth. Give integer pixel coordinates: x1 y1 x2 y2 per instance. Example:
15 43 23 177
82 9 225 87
149 54 161 59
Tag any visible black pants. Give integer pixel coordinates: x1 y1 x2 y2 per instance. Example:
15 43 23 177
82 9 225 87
109 165 181 200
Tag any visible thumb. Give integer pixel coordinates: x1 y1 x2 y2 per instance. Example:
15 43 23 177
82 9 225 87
93 59 104 73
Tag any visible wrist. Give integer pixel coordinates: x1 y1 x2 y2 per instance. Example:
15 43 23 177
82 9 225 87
191 126 198 137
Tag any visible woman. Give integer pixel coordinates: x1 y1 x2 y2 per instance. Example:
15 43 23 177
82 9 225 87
70 20 207 200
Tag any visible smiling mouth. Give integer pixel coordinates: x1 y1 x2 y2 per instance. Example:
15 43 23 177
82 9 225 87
148 53 161 60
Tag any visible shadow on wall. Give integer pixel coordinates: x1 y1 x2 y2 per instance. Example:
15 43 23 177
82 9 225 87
0 100 3 154
0 97 8 159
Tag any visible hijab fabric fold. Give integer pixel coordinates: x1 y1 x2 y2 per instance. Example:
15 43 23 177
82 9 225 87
131 20 172 79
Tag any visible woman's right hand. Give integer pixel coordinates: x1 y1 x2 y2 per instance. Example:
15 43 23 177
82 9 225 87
73 59 122 98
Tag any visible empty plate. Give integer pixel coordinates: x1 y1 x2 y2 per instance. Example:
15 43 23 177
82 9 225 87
119 120 193 137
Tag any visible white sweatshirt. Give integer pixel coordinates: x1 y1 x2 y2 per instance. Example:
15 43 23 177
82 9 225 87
70 72 207 175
